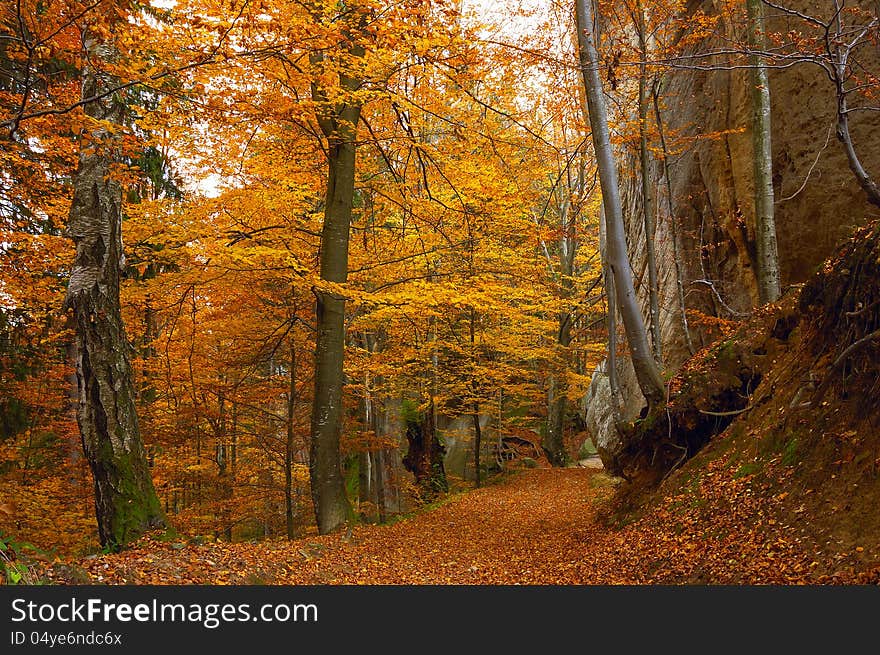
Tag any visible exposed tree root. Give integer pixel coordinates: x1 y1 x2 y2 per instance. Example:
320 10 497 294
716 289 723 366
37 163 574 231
603 220 880 483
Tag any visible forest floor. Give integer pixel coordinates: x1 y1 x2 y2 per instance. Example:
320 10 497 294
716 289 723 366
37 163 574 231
42 457 880 585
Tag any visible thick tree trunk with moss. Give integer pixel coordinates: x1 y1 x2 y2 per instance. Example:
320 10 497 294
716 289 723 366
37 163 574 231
64 38 165 551
576 0 665 407
402 401 447 501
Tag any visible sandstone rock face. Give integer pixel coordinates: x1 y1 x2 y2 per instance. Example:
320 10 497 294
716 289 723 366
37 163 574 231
586 0 880 456
583 362 619 466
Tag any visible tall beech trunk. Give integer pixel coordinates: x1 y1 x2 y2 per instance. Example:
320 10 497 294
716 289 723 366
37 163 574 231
63 36 164 550
357 340 374 520
544 179 577 467
285 337 298 539
64 335 82 487
308 38 363 533
309 129 358 533
366 333 387 522
746 0 781 303
576 0 665 407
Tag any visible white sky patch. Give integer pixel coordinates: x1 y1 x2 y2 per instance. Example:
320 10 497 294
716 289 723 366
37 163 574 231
461 0 549 39
196 173 222 198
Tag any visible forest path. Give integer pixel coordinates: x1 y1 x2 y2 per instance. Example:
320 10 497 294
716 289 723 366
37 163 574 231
72 469 622 584
63 464 879 584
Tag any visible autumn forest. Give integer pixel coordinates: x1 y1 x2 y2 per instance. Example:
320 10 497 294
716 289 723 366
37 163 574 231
2 0 879 585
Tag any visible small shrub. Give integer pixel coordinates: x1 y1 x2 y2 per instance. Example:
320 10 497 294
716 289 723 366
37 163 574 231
0 532 43 585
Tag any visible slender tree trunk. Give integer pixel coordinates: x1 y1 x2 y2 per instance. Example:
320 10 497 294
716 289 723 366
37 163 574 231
372 450 386 522
367 334 387 522
576 0 665 407
835 86 880 208
358 347 373 520
467 308 486 484
472 408 482 488
746 0 781 303
63 35 164 551
405 272 446 498
64 334 81 488
285 337 298 539
544 182 576 467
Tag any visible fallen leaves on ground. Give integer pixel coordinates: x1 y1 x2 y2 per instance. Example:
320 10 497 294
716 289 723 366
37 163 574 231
43 466 879 585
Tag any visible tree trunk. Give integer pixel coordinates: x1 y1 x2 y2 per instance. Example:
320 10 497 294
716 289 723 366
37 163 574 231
836 88 880 208
308 39 363 533
64 334 82 488
402 401 447 500
358 355 373 521
544 180 576 467
285 337 298 539
309 134 357 534
575 0 665 407
367 334 388 522
544 313 573 466
63 36 164 551
472 408 482 488
746 0 781 303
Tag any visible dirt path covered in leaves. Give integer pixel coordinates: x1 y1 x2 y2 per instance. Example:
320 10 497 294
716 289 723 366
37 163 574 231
51 466 879 585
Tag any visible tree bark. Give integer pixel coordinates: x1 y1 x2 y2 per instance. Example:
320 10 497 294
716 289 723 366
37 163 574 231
636 1 663 362
544 180 577 467
544 315 573 466
63 35 165 551
575 0 665 407
402 401 447 500
308 33 364 533
285 336 298 539
746 0 781 303
836 88 880 208
472 408 482 488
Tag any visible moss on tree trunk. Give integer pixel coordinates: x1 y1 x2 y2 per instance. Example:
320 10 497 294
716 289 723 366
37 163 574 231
65 35 165 550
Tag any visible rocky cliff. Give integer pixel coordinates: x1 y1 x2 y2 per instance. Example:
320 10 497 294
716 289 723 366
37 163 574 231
586 0 880 454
